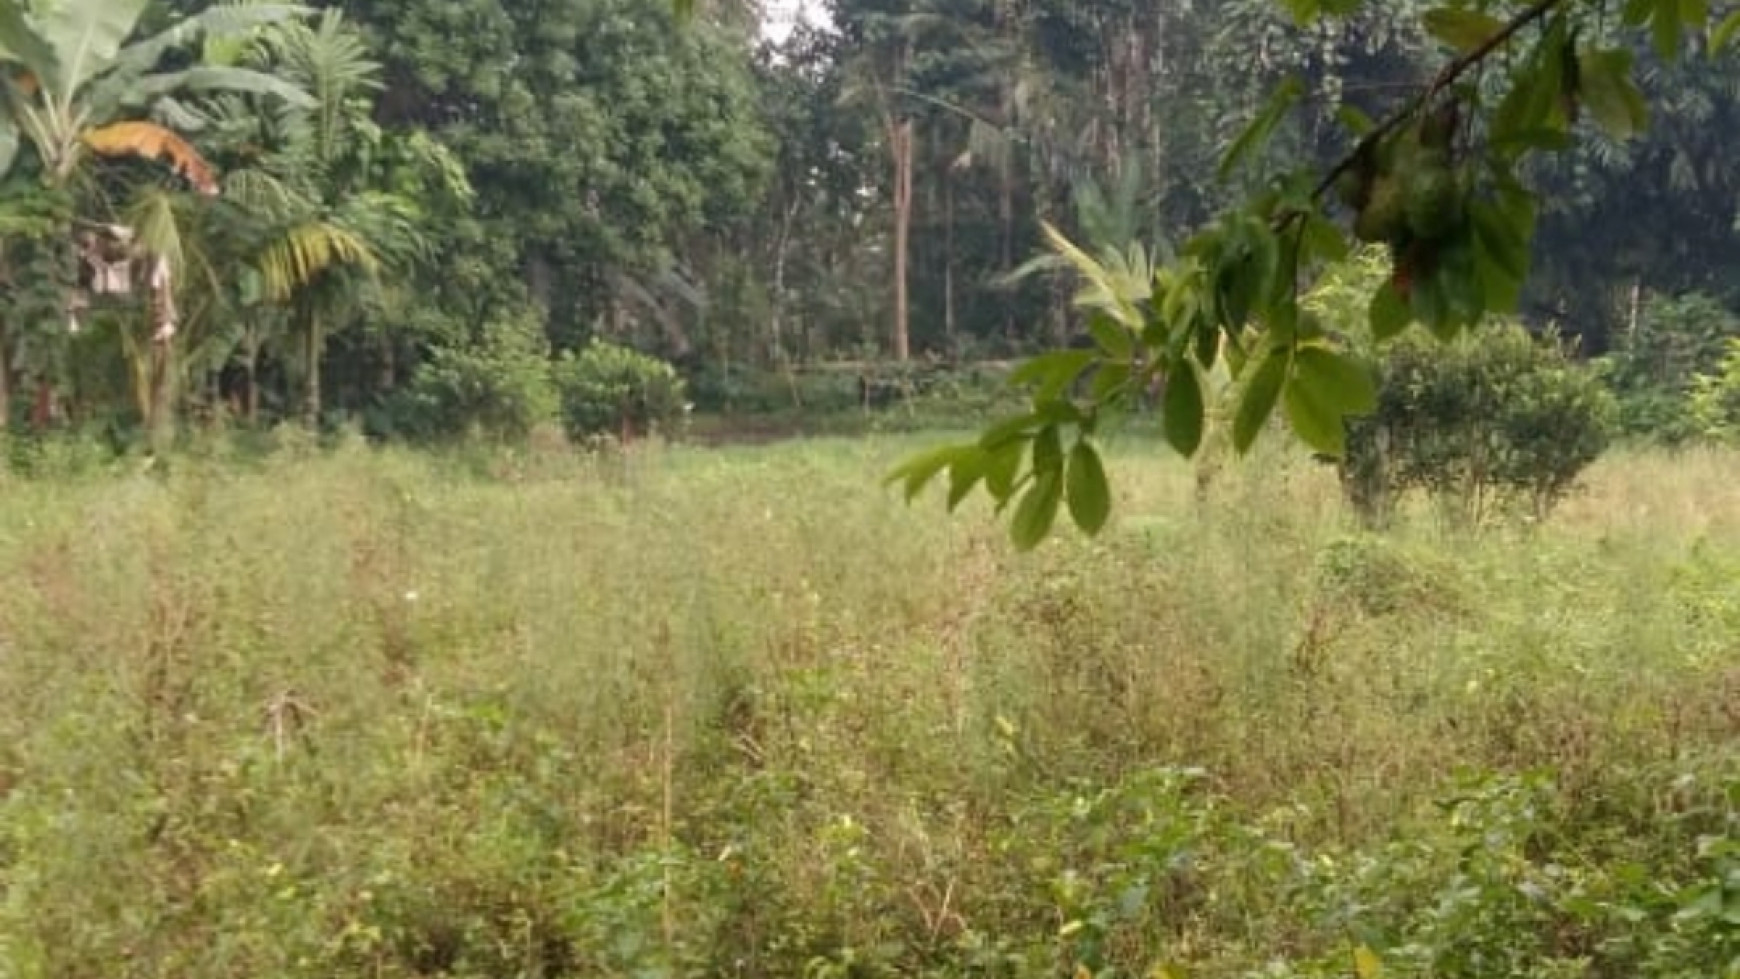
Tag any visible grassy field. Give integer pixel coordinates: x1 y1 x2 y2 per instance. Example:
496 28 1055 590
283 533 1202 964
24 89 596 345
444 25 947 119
0 432 1735 978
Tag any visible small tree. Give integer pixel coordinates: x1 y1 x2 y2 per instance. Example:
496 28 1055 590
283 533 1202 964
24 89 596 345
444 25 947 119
1342 322 1615 526
397 314 557 442
552 340 688 444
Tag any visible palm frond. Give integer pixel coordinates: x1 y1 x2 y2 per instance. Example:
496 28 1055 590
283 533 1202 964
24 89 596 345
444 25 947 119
256 219 377 301
125 186 187 273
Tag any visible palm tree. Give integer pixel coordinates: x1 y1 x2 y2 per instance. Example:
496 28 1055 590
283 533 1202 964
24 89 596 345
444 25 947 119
202 8 431 424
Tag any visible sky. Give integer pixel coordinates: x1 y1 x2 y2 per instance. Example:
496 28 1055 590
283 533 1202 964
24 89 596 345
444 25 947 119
759 0 830 43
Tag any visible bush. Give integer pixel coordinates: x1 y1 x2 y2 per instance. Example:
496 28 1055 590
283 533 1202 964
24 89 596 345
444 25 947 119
1598 292 1740 442
396 314 557 442
1341 321 1616 525
553 339 688 441
1685 338 1740 441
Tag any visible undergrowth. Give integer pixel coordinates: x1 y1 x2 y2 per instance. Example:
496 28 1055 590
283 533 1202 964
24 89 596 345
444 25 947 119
0 434 1734 978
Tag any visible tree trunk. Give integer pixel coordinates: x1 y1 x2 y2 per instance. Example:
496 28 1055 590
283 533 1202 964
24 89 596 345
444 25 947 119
242 322 261 425
0 321 10 432
148 336 175 453
998 152 1017 344
944 172 958 360
303 310 322 427
891 117 914 362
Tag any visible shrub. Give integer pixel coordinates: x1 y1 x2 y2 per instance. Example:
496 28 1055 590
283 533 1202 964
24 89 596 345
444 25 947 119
396 314 557 442
552 339 688 441
1341 322 1616 525
1598 292 1740 442
1685 337 1740 441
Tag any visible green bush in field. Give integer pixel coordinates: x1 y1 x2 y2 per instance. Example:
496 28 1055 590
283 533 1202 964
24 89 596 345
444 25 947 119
1341 322 1616 525
397 314 558 441
552 339 689 441
1685 338 1740 442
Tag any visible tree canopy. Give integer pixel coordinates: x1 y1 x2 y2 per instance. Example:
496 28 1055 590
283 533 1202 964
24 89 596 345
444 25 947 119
0 0 1734 475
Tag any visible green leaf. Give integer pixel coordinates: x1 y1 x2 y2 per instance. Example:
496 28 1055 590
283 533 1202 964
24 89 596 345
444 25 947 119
984 439 1024 501
1714 10 1740 53
1295 346 1377 413
1233 350 1287 454
1336 105 1376 136
1577 49 1649 140
1301 212 1350 265
885 444 975 501
1065 440 1112 534
980 412 1040 449
1163 361 1205 456
1010 471 1062 551
1423 7 1506 53
1010 349 1096 404
1284 346 1376 459
1652 0 1683 59
1087 312 1135 359
1032 424 1065 475
1468 198 1533 311
947 448 990 510
1218 77 1304 181
1089 361 1133 403
0 2 58 80
1369 282 1412 341
0 119 18 180
1284 371 1346 456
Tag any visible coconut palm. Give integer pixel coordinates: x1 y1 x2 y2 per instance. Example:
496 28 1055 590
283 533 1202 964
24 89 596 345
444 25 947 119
201 8 435 424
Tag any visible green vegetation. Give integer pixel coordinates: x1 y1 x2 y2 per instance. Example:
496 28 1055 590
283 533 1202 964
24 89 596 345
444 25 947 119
0 436 1735 977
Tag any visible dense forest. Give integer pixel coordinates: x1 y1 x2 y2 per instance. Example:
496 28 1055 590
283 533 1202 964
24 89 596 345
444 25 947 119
1 0 1738 444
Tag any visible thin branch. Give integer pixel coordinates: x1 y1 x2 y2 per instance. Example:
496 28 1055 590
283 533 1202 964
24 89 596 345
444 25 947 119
1311 0 1571 202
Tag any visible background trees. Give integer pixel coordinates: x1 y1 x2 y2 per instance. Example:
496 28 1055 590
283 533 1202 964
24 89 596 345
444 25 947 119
0 0 1735 447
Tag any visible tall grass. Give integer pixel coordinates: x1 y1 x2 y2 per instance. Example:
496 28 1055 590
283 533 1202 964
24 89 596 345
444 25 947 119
0 434 1733 978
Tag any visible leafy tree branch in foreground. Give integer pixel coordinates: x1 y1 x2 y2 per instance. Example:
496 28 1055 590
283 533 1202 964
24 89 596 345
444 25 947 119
890 0 1740 550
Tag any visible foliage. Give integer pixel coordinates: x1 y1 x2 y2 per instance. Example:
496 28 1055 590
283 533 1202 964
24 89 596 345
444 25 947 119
552 338 689 441
0 439 1736 976
0 0 308 188
1340 321 1617 524
1599 292 1740 441
1685 337 1740 441
395 312 556 442
895 0 1740 549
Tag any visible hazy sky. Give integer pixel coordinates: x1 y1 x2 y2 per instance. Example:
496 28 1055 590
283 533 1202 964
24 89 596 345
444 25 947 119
760 0 830 43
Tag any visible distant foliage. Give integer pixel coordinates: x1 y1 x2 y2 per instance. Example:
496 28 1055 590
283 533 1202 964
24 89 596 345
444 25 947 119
1341 322 1616 525
397 315 558 441
553 340 688 441
1597 293 1740 442
1685 338 1740 442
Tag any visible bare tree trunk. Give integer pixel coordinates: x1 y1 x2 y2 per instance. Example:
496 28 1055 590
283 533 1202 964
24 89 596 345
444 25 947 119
944 172 957 360
303 310 322 427
242 323 261 425
891 117 914 362
148 337 175 452
0 321 10 432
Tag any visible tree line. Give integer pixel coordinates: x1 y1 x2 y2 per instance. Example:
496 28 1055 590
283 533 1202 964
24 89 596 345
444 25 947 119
0 0 1736 445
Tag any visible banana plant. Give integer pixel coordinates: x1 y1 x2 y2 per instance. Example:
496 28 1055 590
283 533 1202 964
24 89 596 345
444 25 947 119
0 0 312 190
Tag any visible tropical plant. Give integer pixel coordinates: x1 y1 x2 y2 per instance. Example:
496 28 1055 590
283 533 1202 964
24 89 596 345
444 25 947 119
0 0 309 189
201 7 444 424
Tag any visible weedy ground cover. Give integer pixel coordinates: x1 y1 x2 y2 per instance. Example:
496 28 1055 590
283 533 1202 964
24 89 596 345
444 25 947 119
0 434 1734 977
